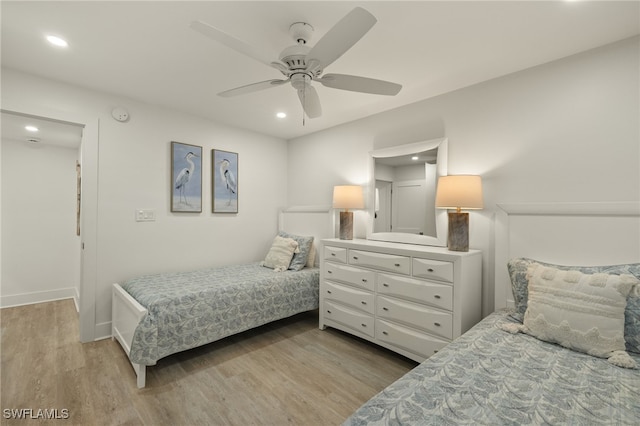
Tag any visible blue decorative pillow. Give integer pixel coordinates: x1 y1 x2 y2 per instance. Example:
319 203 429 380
278 231 314 271
507 258 640 354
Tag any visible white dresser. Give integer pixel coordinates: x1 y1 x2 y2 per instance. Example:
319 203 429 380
319 238 482 362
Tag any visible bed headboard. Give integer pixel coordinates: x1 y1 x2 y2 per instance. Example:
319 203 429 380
279 205 335 267
494 201 640 310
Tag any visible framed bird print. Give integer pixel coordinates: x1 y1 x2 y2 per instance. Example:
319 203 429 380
171 141 202 213
212 149 238 213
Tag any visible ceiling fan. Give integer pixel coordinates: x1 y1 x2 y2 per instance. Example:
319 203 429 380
190 7 402 119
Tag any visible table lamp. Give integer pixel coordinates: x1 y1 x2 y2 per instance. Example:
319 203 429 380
435 175 483 251
333 185 364 240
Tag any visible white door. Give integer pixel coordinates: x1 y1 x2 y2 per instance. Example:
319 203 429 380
392 179 427 234
374 180 392 232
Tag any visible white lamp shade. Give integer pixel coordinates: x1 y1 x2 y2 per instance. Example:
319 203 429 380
333 185 365 210
435 175 483 210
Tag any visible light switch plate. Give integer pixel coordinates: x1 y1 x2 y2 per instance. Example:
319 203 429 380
135 209 155 222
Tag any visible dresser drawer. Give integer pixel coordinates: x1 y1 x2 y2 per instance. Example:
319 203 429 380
324 246 347 263
412 258 454 283
376 296 453 339
324 262 375 291
324 281 374 314
376 319 448 358
377 273 453 311
348 249 411 275
324 301 374 337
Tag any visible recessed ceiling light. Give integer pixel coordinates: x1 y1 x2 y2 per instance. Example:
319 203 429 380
411 156 419 161
25 125 39 132
276 112 287 119
46 35 68 48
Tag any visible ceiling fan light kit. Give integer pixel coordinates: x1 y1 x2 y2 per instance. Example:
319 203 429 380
190 7 402 120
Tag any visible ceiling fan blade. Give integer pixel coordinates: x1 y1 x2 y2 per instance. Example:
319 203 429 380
218 79 288 97
307 7 376 69
317 74 402 96
297 85 322 118
190 20 286 71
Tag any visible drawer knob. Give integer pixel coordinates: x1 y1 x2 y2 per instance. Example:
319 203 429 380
434 322 441 327
353 256 359 260
382 331 388 335
327 310 332 314
434 350 439 354
361 301 367 305
394 263 400 267
361 323 367 327
383 283 389 287
327 270 333 274
331 253 336 256
427 268 435 272
434 295 441 299
382 307 389 311
362 279 368 283
327 290 332 294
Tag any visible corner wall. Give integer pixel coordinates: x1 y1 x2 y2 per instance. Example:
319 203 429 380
287 36 640 315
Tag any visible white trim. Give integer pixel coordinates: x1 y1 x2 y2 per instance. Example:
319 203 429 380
0 288 76 309
497 201 640 216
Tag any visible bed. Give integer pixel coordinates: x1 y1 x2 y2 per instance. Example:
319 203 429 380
344 201 640 425
112 207 333 388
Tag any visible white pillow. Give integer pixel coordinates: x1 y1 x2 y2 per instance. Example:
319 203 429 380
260 236 299 272
522 263 638 368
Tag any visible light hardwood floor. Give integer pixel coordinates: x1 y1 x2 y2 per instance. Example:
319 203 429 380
1 299 416 425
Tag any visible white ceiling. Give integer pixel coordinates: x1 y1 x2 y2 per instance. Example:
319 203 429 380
1 111 83 149
1 1 639 141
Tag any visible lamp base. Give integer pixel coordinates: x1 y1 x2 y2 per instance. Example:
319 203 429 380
447 212 469 252
339 211 354 240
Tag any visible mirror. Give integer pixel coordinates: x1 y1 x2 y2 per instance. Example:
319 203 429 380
367 137 448 247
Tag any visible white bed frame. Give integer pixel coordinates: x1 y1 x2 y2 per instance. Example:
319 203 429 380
494 201 640 309
112 206 334 388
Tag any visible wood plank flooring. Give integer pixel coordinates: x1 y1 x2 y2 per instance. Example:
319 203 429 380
1 299 416 425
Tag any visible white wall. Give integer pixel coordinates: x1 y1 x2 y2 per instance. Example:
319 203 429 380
288 36 640 316
1 139 81 307
1 69 289 338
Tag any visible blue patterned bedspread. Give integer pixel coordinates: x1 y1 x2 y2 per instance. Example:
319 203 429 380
121 263 319 365
344 311 640 425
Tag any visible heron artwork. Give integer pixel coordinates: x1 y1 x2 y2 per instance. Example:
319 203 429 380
175 151 199 206
218 159 237 206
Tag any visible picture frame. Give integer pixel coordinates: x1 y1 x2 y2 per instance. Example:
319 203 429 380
171 141 202 212
212 149 238 213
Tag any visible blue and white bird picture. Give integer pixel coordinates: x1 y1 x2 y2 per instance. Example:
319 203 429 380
171 141 202 212
212 149 238 213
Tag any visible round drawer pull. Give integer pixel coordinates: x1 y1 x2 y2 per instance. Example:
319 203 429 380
382 307 389 311
434 322 441 327
361 301 367 305
327 310 332 314
427 268 435 272
361 323 367 327
327 270 333 274
434 350 439 354
383 283 389 287
434 295 441 299
353 256 359 260
327 290 332 294
394 263 400 267
331 253 336 256
362 279 368 283
382 331 388 335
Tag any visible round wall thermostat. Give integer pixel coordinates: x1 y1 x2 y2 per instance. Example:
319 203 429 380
111 107 129 122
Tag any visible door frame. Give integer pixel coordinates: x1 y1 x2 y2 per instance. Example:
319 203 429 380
1 107 98 343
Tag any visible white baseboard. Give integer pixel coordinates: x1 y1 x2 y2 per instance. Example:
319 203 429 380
94 321 112 341
0 287 77 309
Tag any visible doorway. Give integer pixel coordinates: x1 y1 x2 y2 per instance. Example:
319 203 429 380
1 109 98 342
